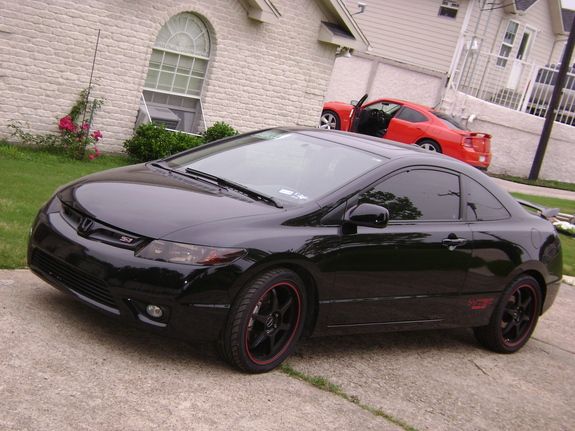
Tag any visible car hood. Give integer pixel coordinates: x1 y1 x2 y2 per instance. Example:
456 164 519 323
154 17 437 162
57 164 280 239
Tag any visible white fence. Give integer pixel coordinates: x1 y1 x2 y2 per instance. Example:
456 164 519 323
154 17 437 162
451 51 575 126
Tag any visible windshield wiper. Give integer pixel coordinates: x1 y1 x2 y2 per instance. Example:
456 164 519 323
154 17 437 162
184 168 283 208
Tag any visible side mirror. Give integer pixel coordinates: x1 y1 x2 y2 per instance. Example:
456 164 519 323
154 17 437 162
344 203 389 228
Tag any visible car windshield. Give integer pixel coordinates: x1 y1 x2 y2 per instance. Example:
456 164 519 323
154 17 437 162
165 130 387 205
432 111 467 131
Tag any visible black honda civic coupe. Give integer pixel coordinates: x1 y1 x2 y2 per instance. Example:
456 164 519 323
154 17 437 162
28 128 562 373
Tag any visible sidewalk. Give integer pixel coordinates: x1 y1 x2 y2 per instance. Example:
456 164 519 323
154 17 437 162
491 177 575 201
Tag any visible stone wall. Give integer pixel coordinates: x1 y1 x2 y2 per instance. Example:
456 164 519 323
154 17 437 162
444 89 575 183
325 53 445 106
0 0 337 151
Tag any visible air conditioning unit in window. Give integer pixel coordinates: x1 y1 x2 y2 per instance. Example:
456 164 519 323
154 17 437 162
147 106 181 130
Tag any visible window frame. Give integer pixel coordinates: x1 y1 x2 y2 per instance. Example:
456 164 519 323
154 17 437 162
496 20 520 68
438 0 460 19
349 166 464 224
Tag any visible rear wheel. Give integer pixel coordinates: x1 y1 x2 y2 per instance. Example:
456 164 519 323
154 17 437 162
416 139 442 153
319 110 341 130
219 268 306 373
474 275 541 353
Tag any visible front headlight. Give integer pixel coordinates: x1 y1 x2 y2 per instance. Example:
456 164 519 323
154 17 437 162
136 240 246 266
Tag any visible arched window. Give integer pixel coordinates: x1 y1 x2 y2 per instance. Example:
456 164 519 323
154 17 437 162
141 13 211 133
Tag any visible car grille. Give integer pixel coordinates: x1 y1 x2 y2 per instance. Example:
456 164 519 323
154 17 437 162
32 249 118 310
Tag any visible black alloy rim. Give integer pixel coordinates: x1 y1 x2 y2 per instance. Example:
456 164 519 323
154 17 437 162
245 282 301 365
500 283 538 347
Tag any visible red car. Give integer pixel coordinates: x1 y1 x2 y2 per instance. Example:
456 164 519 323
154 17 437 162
320 95 492 169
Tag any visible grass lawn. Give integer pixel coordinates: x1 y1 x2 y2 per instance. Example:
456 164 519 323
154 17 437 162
0 143 131 268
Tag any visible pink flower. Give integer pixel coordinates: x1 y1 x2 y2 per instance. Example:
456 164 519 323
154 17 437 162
88 154 95 160
91 130 102 141
81 122 90 131
58 115 76 133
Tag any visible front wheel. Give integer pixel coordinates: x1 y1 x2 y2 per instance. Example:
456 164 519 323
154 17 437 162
319 110 341 130
416 139 442 153
219 268 307 373
473 275 541 353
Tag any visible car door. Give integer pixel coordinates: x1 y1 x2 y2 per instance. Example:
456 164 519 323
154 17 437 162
385 106 430 144
327 167 473 329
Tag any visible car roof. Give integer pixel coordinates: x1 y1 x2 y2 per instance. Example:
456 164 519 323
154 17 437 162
373 98 434 112
279 127 437 159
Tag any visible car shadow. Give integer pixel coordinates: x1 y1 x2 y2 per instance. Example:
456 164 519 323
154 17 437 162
36 289 482 369
36 289 228 370
294 327 480 359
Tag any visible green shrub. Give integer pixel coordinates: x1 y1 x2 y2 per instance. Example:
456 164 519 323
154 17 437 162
123 122 203 162
202 121 238 143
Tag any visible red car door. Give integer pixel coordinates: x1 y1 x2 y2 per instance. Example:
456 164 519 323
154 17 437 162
385 106 430 144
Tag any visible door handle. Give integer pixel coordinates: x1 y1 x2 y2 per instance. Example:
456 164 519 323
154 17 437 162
442 237 468 251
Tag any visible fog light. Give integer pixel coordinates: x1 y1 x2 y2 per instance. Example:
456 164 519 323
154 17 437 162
146 304 164 319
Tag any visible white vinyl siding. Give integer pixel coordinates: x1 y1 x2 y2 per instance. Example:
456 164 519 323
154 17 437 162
344 0 470 73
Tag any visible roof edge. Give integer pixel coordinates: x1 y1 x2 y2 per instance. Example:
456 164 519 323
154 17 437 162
315 0 370 50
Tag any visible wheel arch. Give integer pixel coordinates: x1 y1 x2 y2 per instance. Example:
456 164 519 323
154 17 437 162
229 255 321 337
415 137 441 147
522 269 547 315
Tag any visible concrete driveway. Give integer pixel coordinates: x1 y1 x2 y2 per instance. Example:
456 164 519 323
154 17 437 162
1 270 574 431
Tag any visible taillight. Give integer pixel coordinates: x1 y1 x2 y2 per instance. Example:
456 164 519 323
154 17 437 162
463 137 473 148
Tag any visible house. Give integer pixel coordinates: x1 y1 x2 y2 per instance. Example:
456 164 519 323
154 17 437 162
327 0 570 106
0 0 368 150
325 0 574 182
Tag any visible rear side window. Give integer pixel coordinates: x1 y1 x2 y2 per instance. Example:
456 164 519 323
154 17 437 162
395 107 428 123
464 177 510 221
359 169 461 221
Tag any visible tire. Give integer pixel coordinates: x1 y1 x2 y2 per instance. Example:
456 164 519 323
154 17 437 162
473 275 541 353
319 110 341 130
416 139 442 153
219 268 307 373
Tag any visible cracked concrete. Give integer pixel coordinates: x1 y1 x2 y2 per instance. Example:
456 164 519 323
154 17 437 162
1 269 574 430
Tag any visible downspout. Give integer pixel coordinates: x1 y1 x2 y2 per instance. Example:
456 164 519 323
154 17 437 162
440 0 475 111
447 0 476 84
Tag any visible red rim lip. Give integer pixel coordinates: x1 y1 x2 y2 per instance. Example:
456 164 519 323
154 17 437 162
244 281 301 366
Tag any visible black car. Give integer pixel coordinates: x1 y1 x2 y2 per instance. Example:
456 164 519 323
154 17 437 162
28 128 563 373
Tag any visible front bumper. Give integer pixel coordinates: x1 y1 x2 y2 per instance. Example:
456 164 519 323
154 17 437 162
28 204 242 342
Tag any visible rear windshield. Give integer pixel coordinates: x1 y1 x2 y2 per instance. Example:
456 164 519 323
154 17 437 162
432 111 467 131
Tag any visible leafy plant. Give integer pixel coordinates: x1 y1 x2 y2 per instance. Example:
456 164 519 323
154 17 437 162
57 88 104 160
7 88 104 160
202 121 238 143
123 122 203 162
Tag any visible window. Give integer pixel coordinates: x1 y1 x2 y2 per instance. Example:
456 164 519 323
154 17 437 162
432 111 466 130
516 27 535 61
142 13 211 134
364 101 401 116
439 1 459 18
464 177 510 221
359 169 461 221
497 21 519 67
395 107 428 123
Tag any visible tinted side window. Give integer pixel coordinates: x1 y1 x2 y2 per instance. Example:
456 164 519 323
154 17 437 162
359 170 461 221
395 107 428 123
464 177 510 221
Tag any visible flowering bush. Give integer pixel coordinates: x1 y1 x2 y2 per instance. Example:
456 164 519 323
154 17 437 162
8 88 104 160
57 113 102 160
57 88 104 160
